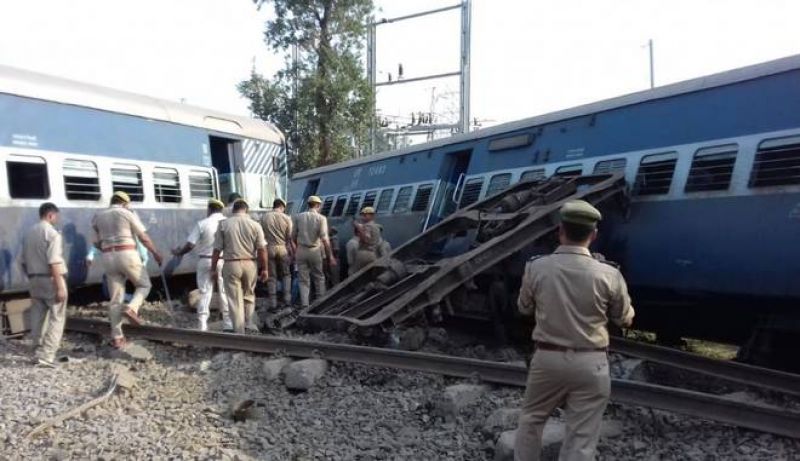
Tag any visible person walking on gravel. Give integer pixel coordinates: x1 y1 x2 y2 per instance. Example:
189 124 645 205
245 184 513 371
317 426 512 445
260 198 294 310
352 206 383 273
514 200 635 461
211 199 268 333
172 198 233 332
292 196 336 308
92 191 163 349
21 203 68 367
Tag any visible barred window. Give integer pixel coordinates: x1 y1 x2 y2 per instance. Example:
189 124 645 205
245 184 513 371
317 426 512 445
111 163 144 202
594 158 627 174
362 190 377 209
411 184 434 212
486 173 512 197
520 169 545 182
321 196 334 216
393 186 413 213
459 178 484 208
189 171 214 201
7 155 49 199
376 189 394 213
633 152 677 196
331 195 347 217
749 137 800 188
153 167 182 203
64 159 100 200
345 193 362 216
686 146 737 192
555 164 583 177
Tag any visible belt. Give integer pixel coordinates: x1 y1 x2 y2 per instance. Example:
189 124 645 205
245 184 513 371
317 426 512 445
535 341 607 353
27 273 51 278
199 255 214 258
102 245 136 253
224 258 255 262
299 244 320 249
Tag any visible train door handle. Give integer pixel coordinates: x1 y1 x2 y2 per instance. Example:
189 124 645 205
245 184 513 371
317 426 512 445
452 173 465 204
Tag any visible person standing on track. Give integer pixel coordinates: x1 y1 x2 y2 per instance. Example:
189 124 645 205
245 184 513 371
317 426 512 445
92 191 163 349
292 196 336 308
211 199 268 333
514 200 634 461
21 203 68 367
172 199 232 332
260 198 294 310
352 206 382 273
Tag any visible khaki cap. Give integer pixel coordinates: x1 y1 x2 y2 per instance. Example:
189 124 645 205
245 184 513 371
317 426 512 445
307 195 322 205
559 200 602 226
112 191 131 203
208 198 225 209
360 206 376 215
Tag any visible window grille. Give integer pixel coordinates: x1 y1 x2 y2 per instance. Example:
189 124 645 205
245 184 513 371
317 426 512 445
7 155 49 199
331 196 347 216
321 197 334 216
64 159 100 200
686 146 737 192
459 178 484 208
555 164 583 177
345 193 362 216
593 158 627 174
486 173 512 197
154 167 182 203
749 137 800 188
376 189 394 213
362 190 377 209
393 186 413 213
520 169 545 182
633 152 678 196
189 171 214 200
112 164 144 202
411 184 434 212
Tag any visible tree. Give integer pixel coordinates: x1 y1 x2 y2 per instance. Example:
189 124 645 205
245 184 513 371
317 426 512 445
240 0 375 173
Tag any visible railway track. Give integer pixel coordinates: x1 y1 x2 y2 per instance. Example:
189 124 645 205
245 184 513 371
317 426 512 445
66 317 800 439
609 336 800 397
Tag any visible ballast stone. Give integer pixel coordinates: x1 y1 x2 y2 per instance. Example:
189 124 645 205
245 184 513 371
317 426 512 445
493 420 566 461
438 384 487 416
484 408 521 434
262 358 292 381
284 359 328 391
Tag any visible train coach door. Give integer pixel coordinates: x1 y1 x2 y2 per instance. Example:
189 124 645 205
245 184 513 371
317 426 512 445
427 149 471 228
209 135 243 200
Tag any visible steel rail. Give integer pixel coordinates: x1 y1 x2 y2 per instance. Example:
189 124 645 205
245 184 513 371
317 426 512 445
67 318 800 439
610 336 800 397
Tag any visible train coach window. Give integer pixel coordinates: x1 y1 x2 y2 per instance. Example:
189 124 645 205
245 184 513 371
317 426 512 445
111 164 144 202
633 152 678 196
376 189 394 214
362 191 377 209
749 137 800 187
459 178 484 208
593 158 627 174
486 173 512 197
393 186 413 213
285 202 294 214
520 169 545 182
63 159 100 201
345 193 362 216
189 171 214 201
411 184 434 212
331 195 347 217
153 167 182 203
321 197 334 215
555 164 583 177
686 145 737 192
6 155 49 199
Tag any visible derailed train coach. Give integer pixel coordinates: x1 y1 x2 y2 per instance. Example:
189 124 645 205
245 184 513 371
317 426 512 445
0 65 287 295
288 54 800 360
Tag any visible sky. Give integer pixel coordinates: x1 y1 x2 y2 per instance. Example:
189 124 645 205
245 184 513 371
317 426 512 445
1 0 799 133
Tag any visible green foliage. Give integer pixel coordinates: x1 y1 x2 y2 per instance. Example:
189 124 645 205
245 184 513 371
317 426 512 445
240 0 375 173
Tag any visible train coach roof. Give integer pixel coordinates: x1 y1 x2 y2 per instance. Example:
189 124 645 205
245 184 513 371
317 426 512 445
295 53 800 179
0 64 284 144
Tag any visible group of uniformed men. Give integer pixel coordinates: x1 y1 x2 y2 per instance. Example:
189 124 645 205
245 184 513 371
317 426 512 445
22 191 631 460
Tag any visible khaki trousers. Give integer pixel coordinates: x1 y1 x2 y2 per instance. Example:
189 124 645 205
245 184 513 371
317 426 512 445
515 350 610 461
296 246 325 308
103 250 151 339
346 238 358 277
28 276 67 363
267 245 292 308
222 260 258 333
353 249 377 273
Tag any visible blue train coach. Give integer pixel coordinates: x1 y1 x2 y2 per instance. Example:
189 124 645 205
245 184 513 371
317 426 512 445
0 65 287 295
288 54 800 359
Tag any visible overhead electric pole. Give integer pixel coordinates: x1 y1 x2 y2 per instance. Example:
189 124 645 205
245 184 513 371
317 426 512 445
648 38 655 89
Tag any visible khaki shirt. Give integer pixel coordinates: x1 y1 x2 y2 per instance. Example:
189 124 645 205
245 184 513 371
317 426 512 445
22 221 67 276
213 214 266 260
358 222 383 252
92 205 147 249
518 245 634 349
261 211 292 247
292 210 328 248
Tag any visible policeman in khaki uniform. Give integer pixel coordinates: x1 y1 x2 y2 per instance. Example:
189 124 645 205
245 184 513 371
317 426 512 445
21 203 68 367
211 199 268 333
292 196 336 308
92 191 163 348
173 199 232 332
352 206 382 272
260 198 294 309
514 200 634 461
